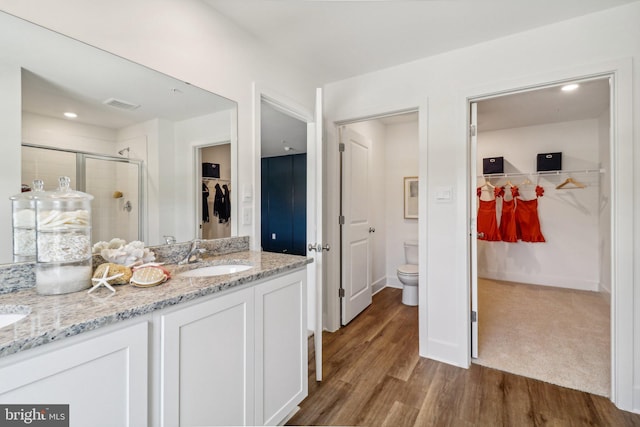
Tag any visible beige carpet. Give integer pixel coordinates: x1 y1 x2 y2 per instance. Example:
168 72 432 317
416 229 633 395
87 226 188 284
473 278 611 397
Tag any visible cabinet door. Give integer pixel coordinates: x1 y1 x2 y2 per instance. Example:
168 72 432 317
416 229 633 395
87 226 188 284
160 287 254 427
254 270 308 425
0 321 148 427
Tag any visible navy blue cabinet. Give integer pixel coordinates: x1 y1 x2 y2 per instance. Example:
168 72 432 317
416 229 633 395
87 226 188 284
261 154 307 255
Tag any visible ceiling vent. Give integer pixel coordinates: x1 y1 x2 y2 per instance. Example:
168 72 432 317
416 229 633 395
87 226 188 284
103 97 140 111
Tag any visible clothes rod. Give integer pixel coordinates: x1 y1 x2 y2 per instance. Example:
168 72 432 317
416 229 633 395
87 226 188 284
203 177 230 182
477 168 605 179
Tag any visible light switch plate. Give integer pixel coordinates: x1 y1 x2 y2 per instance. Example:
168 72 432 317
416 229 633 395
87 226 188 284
242 207 252 225
436 186 453 202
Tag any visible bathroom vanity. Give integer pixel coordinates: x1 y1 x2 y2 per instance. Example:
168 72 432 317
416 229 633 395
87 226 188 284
0 242 310 426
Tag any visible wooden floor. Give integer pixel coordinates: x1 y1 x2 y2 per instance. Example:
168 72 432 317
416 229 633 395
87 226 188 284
287 287 640 427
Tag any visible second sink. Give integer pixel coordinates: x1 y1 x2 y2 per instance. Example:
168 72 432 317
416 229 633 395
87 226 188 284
176 264 253 278
0 305 31 330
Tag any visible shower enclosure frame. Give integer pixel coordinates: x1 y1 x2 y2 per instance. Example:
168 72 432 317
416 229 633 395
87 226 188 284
22 143 145 243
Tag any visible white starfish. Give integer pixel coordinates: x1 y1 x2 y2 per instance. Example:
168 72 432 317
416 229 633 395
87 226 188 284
88 265 124 294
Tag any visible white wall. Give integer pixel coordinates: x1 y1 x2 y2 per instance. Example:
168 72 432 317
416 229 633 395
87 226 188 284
22 112 117 155
477 119 601 291
323 3 639 412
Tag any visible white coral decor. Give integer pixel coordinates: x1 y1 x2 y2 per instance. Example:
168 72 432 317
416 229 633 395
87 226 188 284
93 239 155 266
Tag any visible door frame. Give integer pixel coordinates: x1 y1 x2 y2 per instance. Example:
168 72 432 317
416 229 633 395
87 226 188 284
193 140 234 240
465 58 634 409
330 108 421 329
252 83 323 379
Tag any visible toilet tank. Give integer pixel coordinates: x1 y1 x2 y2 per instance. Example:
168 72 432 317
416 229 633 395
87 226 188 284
404 240 419 265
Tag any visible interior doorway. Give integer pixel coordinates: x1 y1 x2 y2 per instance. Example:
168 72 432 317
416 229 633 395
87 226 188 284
469 76 612 396
260 100 308 256
338 112 419 325
200 143 231 239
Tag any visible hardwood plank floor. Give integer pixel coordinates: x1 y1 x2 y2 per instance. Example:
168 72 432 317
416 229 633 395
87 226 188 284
287 287 640 427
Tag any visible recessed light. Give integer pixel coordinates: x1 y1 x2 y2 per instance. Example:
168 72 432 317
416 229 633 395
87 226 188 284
561 84 579 92
63 112 78 118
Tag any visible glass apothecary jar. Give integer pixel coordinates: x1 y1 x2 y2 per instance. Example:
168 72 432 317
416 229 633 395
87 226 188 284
35 177 94 295
10 179 44 262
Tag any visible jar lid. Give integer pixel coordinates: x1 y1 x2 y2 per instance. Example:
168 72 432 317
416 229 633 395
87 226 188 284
9 179 44 201
36 176 94 201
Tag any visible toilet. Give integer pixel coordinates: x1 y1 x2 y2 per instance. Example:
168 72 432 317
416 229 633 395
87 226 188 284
397 240 419 306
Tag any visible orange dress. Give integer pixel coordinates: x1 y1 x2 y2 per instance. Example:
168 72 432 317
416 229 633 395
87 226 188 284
477 186 502 241
515 185 546 243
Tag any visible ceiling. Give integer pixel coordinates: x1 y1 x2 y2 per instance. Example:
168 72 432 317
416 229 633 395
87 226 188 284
236 1 617 150
204 0 636 84
1 11 235 130
477 78 610 132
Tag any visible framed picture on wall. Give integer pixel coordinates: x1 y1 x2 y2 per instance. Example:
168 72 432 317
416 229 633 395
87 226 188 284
404 176 418 219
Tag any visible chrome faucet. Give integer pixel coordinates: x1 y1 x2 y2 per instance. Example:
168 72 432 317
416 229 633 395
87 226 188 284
178 239 206 265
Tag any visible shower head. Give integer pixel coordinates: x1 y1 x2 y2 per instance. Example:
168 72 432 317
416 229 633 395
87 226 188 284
118 147 130 156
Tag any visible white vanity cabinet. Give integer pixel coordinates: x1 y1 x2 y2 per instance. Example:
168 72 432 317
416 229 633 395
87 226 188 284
254 269 308 426
159 268 308 426
0 320 149 427
160 285 256 426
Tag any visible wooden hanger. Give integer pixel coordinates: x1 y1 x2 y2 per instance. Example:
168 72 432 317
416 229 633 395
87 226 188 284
504 179 514 187
556 176 586 189
481 178 495 189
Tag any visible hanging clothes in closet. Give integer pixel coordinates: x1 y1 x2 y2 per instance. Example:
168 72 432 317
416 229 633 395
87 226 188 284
477 183 546 243
514 185 546 242
499 185 518 243
202 182 210 223
212 183 231 223
477 185 502 241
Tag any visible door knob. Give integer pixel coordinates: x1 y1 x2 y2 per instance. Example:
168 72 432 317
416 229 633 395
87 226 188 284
308 243 331 252
369 227 376 233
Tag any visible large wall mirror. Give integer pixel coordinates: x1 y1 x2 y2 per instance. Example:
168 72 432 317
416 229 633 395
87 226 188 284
0 11 238 264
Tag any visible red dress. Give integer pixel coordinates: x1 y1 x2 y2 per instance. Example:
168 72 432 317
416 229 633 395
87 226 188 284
477 186 502 241
515 185 546 243
499 186 518 242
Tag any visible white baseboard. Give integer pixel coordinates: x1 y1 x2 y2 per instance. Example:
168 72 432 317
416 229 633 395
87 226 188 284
479 270 599 291
634 385 640 414
371 277 387 294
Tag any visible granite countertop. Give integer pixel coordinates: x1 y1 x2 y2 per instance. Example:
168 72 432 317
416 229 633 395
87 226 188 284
0 250 311 359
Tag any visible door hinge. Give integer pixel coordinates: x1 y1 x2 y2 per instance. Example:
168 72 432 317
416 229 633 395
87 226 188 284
338 215 345 225
469 124 477 137
338 288 345 298
338 142 345 152
471 311 477 322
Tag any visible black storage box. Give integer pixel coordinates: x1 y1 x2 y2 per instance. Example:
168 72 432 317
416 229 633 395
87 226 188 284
202 162 220 178
536 152 562 172
482 157 504 174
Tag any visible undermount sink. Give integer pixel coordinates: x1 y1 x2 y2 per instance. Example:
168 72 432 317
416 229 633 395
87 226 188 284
0 306 31 329
176 264 254 278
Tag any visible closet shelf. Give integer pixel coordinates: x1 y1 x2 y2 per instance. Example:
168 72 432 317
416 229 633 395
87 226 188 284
477 168 604 179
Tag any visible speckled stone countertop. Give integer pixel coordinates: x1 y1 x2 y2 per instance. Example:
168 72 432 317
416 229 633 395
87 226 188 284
0 250 311 358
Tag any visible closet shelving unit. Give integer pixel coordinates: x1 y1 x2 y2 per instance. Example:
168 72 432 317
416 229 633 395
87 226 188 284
477 168 605 180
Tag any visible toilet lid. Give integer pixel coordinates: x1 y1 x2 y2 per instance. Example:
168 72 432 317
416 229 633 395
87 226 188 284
397 264 418 275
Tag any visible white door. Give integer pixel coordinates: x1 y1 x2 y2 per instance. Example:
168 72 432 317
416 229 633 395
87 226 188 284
340 126 372 325
470 102 479 359
306 88 326 380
